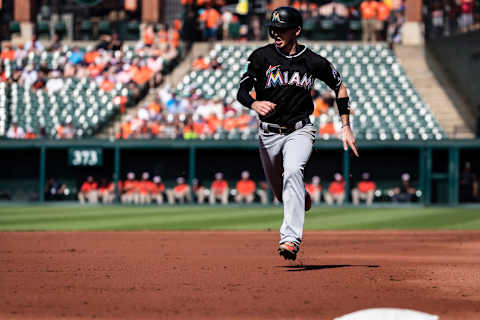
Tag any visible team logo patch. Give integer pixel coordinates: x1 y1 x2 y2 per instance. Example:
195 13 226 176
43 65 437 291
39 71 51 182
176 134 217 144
266 65 280 77
272 11 281 22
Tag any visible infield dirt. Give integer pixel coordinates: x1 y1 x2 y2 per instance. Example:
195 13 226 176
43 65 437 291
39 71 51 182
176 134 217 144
1 231 480 319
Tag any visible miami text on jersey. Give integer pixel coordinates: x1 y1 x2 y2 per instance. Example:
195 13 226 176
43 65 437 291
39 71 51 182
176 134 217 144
265 65 313 90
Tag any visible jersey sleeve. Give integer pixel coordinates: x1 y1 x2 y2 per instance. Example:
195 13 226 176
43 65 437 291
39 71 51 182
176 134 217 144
312 54 343 92
239 49 261 87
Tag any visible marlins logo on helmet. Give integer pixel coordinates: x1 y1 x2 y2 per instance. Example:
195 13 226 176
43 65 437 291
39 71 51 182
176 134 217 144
272 11 281 22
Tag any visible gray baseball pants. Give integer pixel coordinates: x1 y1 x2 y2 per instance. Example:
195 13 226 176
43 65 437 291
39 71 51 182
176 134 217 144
258 123 316 245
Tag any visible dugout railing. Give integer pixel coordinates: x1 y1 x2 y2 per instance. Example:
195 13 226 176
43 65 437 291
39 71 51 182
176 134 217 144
1 139 479 205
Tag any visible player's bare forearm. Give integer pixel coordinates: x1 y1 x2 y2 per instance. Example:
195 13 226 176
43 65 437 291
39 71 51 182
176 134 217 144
337 83 359 157
337 83 348 98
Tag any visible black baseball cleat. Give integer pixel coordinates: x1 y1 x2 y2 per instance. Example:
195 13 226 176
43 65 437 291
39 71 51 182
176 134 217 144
278 241 299 261
305 192 311 212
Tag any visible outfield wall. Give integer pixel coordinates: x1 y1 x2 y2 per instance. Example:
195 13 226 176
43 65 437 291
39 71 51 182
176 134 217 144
1 139 480 205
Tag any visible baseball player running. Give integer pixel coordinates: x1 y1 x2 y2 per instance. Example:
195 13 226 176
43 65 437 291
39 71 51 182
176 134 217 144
237 6 359 260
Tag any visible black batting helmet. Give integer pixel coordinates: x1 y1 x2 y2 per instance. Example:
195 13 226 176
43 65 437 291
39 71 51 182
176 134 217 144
268 6 303 38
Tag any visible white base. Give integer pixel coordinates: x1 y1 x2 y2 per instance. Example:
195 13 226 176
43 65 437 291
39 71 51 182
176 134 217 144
335 308 439 320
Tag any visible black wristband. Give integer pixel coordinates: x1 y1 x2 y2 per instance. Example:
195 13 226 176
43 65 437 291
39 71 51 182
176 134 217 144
336 97 351 116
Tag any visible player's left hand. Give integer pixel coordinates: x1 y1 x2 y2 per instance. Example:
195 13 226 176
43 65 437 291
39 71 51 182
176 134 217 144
342 126 359 157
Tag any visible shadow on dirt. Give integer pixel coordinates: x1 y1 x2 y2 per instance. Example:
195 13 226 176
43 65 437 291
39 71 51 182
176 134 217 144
277 264 380 272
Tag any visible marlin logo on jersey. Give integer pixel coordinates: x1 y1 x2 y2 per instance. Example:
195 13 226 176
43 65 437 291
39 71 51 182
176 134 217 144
265 65 313 90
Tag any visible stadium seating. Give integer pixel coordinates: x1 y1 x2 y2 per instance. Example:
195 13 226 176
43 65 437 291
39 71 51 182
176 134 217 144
0 83 8 137
175 43 446 141
8 79 123 138
1 47 136 138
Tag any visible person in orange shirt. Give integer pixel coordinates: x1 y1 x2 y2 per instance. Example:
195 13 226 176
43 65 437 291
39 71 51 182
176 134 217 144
192 178 207 204
144 24 155 47
100 77 115 91
158 24 169 51
121 172 140 204
138 172 155 204
152 176 165 204
360 0 378 42
120 116 133 139
352 172 376 205
209 172 229 204
305 176 322 204
170 28 180 49
167 177 191 204
319 120 336 135
98 178 113 204
0 44 15 61
199 6 221 40
192 55 209 70
376 0 391 41
235 171 256 203
325 173 345 205
78 176 99 204
24 127 36 139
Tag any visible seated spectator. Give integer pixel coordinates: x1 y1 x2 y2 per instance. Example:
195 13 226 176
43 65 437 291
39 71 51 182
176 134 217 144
20 64 38 87
319 119 337 136
325 173 345 205
68 47 84 65
392 173 416 203
306 176 322 204
56 121 75 139
209 57 222 70
98 178 115 204
24 35 45 52
1 43 16 61
122 172 140 204
142 24 155 48
152 176 165 204
6 122 25 139
78 176 98 204
192 55 209 70
235 170 256 203
138 172 154 204
193 178 207 204
45 177 67 201
256 181 269 205
48 34 62 52
119 116 134 140
167 177 191 204
351 172 376 205
108 33 124 51
209 172 229 204
459 162 478 202
24 127 36 139
46 70 64 93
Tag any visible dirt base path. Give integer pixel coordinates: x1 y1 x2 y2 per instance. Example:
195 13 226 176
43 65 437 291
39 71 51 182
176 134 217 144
1 231 480 319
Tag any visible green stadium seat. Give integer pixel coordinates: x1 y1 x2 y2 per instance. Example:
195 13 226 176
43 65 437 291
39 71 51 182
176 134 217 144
9 21 20 34
98 21 111 35
54 21 67 37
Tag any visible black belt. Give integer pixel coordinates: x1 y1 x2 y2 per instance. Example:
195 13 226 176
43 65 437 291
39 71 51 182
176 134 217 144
260 119 310 135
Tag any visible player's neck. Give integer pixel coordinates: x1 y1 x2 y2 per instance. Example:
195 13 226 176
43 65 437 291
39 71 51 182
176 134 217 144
280 40 298 56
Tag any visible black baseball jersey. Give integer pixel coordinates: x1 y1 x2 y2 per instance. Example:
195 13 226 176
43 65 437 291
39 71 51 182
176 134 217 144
238 43 343 126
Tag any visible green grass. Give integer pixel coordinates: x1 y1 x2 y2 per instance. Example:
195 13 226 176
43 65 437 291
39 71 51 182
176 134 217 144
0 205 480 231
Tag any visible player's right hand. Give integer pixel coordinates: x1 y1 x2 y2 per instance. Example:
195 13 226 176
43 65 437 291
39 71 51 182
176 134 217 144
252 101 276 116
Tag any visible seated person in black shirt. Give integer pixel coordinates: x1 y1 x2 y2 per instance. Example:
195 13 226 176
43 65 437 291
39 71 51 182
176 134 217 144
460 162 478 202
392 173 416 203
